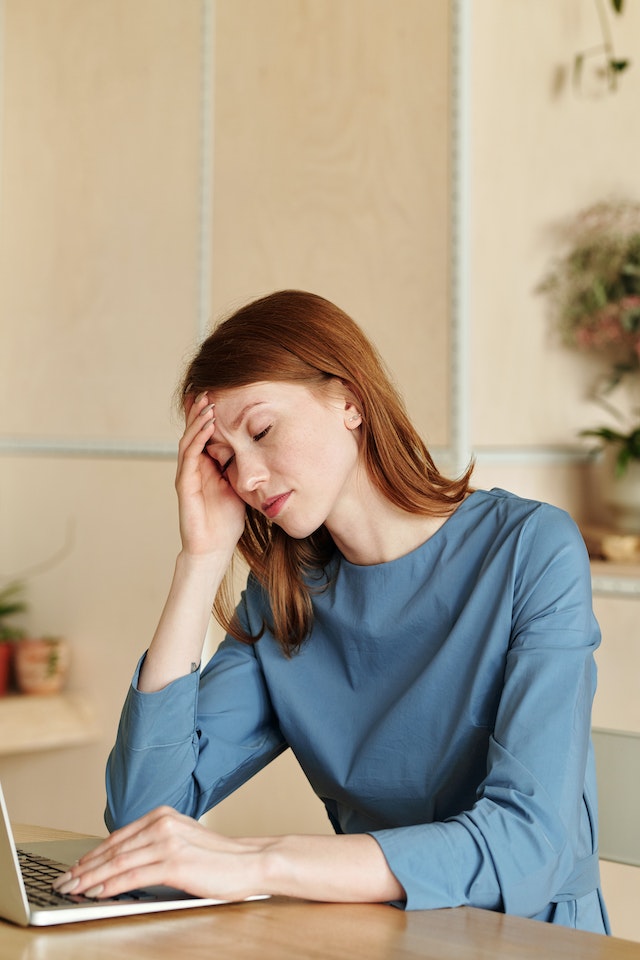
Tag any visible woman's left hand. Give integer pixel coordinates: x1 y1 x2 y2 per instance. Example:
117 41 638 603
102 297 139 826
52 807 268 903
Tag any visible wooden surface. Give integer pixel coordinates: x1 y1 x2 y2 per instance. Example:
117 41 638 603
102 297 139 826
13 824 101 843
3 827 639 959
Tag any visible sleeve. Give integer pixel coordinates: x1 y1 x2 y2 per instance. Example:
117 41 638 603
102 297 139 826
369 506 602 916
105 594 287 831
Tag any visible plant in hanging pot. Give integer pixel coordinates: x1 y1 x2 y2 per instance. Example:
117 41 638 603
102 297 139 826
0 581 27 696
538 198 640 533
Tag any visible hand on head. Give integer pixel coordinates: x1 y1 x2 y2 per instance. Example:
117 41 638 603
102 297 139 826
176 391 247 558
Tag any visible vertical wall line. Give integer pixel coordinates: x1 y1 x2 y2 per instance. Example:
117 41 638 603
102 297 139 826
0 0 5 257
450 0 472 476
197 0 214 342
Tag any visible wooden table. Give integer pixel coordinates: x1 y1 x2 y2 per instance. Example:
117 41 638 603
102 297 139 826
3 825 639 959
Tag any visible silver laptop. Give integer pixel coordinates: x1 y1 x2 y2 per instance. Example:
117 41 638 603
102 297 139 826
0 781 267 926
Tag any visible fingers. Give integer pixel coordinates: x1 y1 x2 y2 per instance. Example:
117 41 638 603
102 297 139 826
183 392 196 421
183 392 215 446
185 391 212 429
53 808 192 899
52 807 268 904
177 393 217 475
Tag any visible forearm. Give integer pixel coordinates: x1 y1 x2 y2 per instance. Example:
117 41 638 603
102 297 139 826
258 833 405 905
139 549 230 693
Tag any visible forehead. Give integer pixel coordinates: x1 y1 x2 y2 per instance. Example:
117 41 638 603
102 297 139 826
211 381 317 426
213 380 307 407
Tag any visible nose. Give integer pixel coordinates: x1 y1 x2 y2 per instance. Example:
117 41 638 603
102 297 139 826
233 449 269 495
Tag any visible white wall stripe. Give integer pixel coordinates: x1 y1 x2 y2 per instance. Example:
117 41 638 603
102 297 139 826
449 0 473 478
197 0 214 342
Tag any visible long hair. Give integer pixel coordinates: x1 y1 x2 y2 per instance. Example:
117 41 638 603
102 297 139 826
181 290 473 654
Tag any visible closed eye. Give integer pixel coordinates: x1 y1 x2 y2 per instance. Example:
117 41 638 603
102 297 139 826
219 426 270 476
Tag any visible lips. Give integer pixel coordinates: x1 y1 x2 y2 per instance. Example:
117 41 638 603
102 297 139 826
262 492 291 519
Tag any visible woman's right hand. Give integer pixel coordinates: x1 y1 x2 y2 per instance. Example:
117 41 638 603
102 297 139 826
176 392 247 559
137 392 246 692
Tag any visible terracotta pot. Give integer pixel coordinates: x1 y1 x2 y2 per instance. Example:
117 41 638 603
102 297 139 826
0 642 13 696
14 637 70 695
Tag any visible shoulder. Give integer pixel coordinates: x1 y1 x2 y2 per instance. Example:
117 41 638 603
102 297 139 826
461 488 590 589
470 488 583 547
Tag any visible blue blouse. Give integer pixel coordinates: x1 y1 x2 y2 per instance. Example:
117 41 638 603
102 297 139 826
105 489 610 933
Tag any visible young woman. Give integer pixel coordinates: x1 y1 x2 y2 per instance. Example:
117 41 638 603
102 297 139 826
55 290 609 933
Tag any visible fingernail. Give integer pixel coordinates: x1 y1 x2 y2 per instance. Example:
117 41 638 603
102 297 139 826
199 403 215 416
56 877 80 894
85 884 105 899
52 871 72 889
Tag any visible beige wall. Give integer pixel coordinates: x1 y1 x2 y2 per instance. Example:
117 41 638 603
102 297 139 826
467 4 640 939
0 0 638 937
0 0 450 835
469 0 640 511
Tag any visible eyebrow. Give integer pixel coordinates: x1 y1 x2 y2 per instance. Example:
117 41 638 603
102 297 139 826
230 400 268 430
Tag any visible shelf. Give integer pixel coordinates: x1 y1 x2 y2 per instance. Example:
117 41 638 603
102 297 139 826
591 560 640 598
580 525 640 597
0 693 99 756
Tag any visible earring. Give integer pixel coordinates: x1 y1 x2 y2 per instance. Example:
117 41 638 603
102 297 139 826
348 414 361 422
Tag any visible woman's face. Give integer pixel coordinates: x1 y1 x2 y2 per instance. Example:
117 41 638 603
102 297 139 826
204 380 364 539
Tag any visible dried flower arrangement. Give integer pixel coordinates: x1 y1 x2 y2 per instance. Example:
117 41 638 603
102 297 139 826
538 199 640 476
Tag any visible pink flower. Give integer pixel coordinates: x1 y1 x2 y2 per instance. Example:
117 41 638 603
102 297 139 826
572 302 640 370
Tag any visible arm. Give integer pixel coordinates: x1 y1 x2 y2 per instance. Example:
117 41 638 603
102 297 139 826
105 635 287 830
370 507 601 915
138 391 247 692
55 808 405 905
105 392 258 827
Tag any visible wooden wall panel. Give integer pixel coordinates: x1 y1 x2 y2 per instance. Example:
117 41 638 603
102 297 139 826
212 0 451 447
0 0 202 443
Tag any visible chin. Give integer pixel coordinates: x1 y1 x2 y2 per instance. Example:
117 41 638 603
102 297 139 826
273 514 327 541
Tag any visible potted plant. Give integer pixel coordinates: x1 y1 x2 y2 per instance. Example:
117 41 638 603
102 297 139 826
538 198 640 532
0 581 27 696
13 633 70 696
0 579 70 696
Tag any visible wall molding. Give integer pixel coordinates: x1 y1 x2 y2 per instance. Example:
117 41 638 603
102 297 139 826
198 0 214 343
0 436 178 459
449 0 472 477
591 574 640 598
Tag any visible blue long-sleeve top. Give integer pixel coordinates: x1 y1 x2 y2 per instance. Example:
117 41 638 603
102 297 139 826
105 489 610 933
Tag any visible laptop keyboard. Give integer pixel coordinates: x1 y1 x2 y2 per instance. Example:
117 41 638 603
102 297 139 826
17 849 153 908
17 848 93 907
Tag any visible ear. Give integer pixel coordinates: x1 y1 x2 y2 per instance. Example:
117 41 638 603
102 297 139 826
333 380 362 429
324 378 363 427
344 400 362 430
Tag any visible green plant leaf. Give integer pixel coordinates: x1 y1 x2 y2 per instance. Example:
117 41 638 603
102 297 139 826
609 59 630 73
615 450 628 475
580 427 627 443
0 580 28 641
580 424 640 477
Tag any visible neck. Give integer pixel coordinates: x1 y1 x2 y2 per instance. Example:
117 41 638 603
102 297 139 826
326 480 455 566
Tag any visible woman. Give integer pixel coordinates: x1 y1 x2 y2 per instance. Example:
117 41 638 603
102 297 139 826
55 290 609 933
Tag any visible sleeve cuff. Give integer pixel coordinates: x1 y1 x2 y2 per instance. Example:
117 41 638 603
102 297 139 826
122 652 200 749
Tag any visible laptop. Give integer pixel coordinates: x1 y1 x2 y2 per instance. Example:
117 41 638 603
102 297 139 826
0 781 267 926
